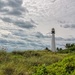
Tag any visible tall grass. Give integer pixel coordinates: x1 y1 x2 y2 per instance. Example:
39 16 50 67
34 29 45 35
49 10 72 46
0 50 69 75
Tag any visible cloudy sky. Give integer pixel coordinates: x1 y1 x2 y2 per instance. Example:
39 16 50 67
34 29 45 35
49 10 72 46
0 0 75 51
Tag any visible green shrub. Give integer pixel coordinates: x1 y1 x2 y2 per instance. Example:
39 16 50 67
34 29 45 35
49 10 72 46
65 64 75 74
33 64 48 75
47 55 75 75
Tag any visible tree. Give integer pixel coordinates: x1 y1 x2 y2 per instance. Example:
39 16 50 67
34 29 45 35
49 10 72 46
65 43 75 49
57 47 62 51
45 47 49 51
65 43 71 48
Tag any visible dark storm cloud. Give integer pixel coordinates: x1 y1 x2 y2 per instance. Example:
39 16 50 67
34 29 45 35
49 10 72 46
0 0 7 8
0 17 36 29
8 5 28 16
0 17 13 23
8 9 22 16
0 0 28 16
14 21 35 29
7 0 28 16
0 0 35 29
8 0 22 7
0 0 9 13
0 8 9 13
0 37 25 46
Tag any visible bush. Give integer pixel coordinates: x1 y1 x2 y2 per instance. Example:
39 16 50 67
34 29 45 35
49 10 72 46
47 55 75 75
33 64 48 75
65 64 75 74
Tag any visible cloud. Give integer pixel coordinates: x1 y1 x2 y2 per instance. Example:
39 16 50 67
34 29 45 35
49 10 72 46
0 0 9 13
8 9 22 16
0 30 51 51
0 24 75 51
31 32 50 38
0 17 36 29
0 17 13 23
55 37 64 41
0 0 7 8
0 0 75 51
56 36 75 41
8 0 22 7
14 20 35 29
0 0 28 16
7 0 28 16
7 6 28 16
0 0 34 30
59 20 75 29
61 24 75 29
31 32 45 38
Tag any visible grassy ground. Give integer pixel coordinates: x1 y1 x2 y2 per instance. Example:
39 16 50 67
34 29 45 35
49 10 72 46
0 50 74 75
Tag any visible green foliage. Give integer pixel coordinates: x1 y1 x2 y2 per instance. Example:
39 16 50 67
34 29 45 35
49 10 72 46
33 54 75 75
47 55 75 75
58 46 75 53
33 64 48 75
57 43 75 53
65 43 75 48
0 49 75 75
57 47 62 51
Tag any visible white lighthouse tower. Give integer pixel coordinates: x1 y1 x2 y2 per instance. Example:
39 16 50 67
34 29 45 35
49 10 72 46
51 28 56 52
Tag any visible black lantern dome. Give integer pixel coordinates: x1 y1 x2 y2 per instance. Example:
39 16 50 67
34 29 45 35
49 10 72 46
51 28 55 34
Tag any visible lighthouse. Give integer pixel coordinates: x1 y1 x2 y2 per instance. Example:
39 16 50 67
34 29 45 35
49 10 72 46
51 28 56 52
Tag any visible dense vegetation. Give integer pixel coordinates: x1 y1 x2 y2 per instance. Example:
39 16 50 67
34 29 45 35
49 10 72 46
0 43 75 75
